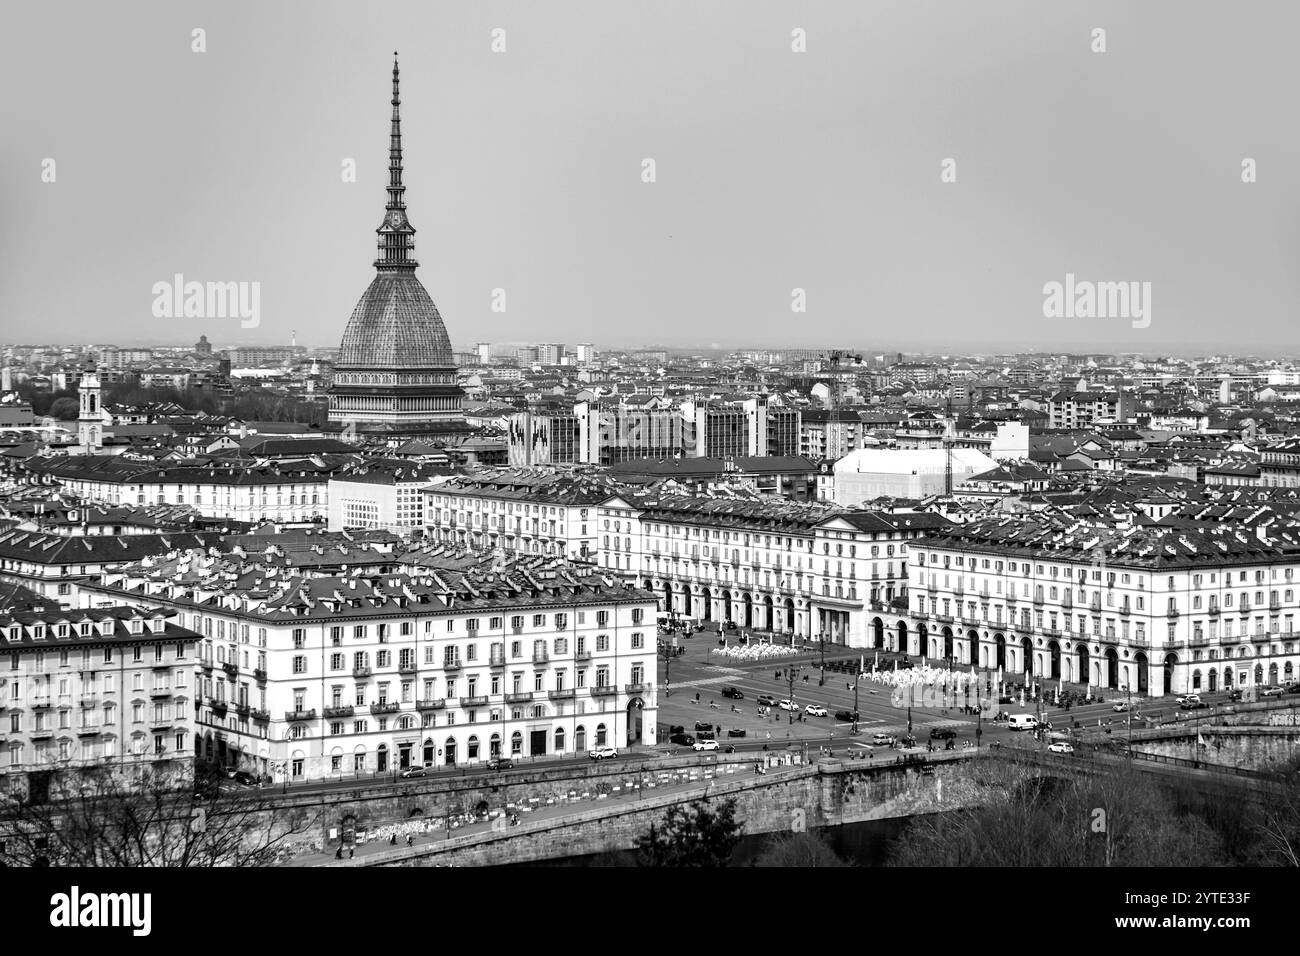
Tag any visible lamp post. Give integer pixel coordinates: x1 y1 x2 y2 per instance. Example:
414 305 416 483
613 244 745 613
659 641 674 698
1123 682 1132 764
784 666 802 725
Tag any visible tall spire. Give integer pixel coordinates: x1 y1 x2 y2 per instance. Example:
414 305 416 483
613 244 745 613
375 51 418 272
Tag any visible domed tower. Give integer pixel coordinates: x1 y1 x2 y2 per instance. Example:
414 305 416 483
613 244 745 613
329 54 468 440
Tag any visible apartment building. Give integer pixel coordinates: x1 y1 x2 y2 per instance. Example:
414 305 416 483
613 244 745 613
424 470 624 561
1047 390 1134 429
327 459 451 532
594 493 947 645
886 517 1300 698
1 588 201 795
84 554 657 783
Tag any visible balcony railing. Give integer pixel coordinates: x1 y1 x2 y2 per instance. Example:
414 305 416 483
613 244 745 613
1119 605 1131 616
589 685 618 697
1167 608 1180 618
152 661 172 671
250 708 270 722
533 651 550 664
370 702 401 715
149 687 172 698
935 614 954 624
504 692 534 704
489 653 506 667
547 689 576 701
442 660 463 672
1252 631 1272 643
1032 594 1045 606
324 705 354 719
79 697 99 709
76 725 101 737
1089 599 1102 612
625 682 647 695
234 702 251 717
200 660 213 671
415 698 446 711
459 695 489 708
574 650 592 662
352 666 372 678
222 662 238 677
284 709 317 722
31 699 52 710
398 663 417 675
209 699 228 714
30 729 54 740
1207 606 1221 616
1270 599 1281 611
254 668 268 682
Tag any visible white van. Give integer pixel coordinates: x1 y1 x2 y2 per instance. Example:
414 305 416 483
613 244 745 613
1006 714 1038 732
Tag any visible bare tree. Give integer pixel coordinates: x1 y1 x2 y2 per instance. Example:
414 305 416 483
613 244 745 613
0 763 319 867
753 831 849 867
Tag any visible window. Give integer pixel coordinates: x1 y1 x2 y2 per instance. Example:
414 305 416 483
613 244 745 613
292 656 306 674
293 628 305 649
631 632 644 650
555 613 567 630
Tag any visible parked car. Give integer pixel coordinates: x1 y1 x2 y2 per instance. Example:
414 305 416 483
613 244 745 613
871 733 895 746
1287 684 1300 696
1112 702 1128 712
1227 689 1243 701
1048 741 1075 755
232 770 258 787
804 704 827 717
588 746 619 760
721 686 744 699
928 728 957 741
1180 700 1208 710
756 694 778 707
1176 694 1201 706
778 699 796 711
669 725 685 735
694 721 714 733
486 758 513 771
834 709 859 722
399 767 428 779
669 733 695 746
727 728 746 738
693 739 720 752
1262 686 1286 698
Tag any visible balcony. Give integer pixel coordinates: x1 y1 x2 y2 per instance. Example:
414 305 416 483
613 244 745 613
200 660 213 672
504 691 534 704
1042 626 1062 638
30 729 54 740
459 695 489 708
1252 631 1272 644
31 698 52 710
79 697 99 709
1270 599 1281 611
1089 600 1102 612
547 689 576 701
209 699 228 715
76 725 101 737
1207 605 1221 616
149 687 172 698
152 661 172 671
589 685 618 698
625 682 647 695
1061 595 1073 609
370 702 401 716
398 663 417 676
1188 634 1210 647
574 650 592 662
511 624 524 635
284 708 317 722
352 666 372 679
935 614 954 624
489 653 506 668
1166 608 1180 619
149 718 174 730
1239 602 1251 614
234 702 251 717
1032 594 1045 606
323 705 354 719
221 662 238 678
532 651 550 664
250 708 270 722
254 668 268 682
442 659 463 673
415 698 446 711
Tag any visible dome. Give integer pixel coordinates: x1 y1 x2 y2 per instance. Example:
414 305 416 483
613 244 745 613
336 272 454 369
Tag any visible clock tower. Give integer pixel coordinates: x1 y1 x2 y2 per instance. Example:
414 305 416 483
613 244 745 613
77 361 102 454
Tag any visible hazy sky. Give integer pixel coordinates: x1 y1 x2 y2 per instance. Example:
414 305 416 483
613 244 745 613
2 0 1298 355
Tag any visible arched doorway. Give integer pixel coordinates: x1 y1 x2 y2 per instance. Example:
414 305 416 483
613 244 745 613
683 588 693 615
942 627 954 663
1135 653 1148 694
701 588 713 622
783 598 796 632
897 621 908 655
763 595 774 630
1078 645 1091 686
1254 663 1264 686
574 725 586 752
994 633 1006 670
444 738 456 766
1105 648 1119 688
722 590 733 623
1163 654 1177 695
662 582 673 614
872 618 884 649
1268 662 1278 685
1223 667 1233 688
423 737 435 766
742 593 754 628
1021 637 1033 676
1048 641 1061 680
376 744 389 773
967 630 979 667
490 733 501 758
1207 669 1218 692
627 698 644 745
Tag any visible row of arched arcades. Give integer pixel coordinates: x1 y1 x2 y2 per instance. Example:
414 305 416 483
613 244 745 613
868 617 1179 695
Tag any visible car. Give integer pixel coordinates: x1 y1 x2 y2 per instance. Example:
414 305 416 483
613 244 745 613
232 770 258 787
1262 686 1286 698
588 746 619 760
1048 741 1075 755
399 767 428 779
1227 689 1243 702
721 686 744 700
1287 684 1300 696
694 721 714 733
804 704 828 717
1176 694 1201 706
835 709 860 722
778 699 796 711
1180 700 1208 710
1112 702 1129 712
871 733 895 746
756 694 778 707
929 728 957 741
669 724 685 735
727 728 746 738
693 739 720 752
669 733 696 746
486 757 513 771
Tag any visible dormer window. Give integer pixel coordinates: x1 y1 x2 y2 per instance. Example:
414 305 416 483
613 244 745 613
130 620 144 635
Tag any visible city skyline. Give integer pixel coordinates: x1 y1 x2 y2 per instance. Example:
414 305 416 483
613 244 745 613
3 0 1299 353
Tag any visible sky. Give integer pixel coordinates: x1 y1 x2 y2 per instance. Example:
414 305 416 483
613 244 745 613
2 0 1298 356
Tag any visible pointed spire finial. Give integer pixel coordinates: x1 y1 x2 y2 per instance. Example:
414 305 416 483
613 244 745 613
376 52 417 271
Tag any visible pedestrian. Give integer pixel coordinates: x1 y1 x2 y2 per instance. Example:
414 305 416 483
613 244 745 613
406 834 414 847
348 846 355 859
335 845 343 860
390 833 397 846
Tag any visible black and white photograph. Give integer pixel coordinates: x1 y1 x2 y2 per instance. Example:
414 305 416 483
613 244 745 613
0 0 1293 935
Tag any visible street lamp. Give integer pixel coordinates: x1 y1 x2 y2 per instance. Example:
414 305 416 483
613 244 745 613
659 641 675 698
784 666 802 725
